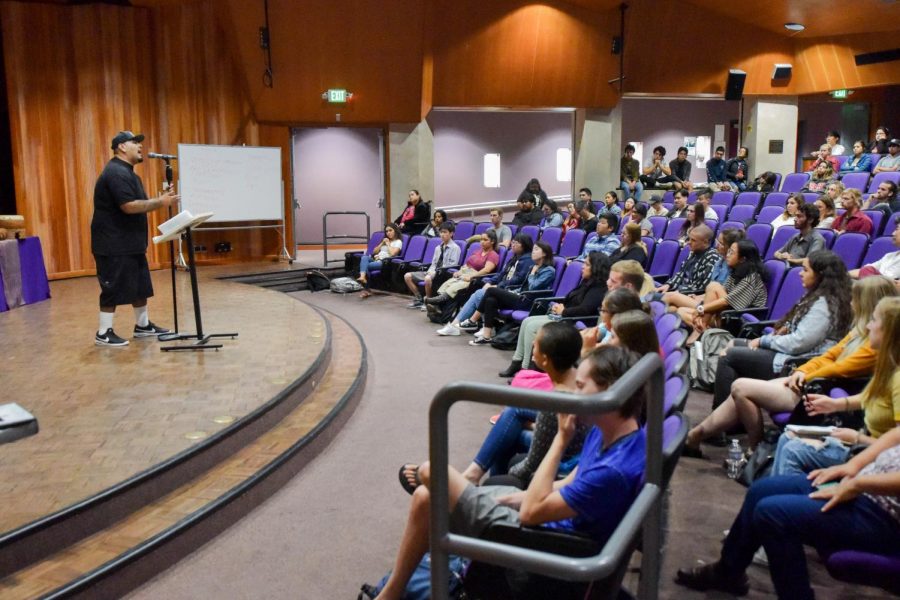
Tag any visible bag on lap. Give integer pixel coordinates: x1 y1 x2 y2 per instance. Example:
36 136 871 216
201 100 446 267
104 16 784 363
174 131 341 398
305 270 331 292
329 276 364 293
358 552 469 600
688 328 733 392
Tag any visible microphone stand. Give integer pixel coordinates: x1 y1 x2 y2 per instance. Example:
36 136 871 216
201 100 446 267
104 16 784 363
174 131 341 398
158 159 181 342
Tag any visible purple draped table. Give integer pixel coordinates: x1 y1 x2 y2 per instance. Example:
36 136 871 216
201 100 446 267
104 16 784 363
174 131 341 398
0 237 51 312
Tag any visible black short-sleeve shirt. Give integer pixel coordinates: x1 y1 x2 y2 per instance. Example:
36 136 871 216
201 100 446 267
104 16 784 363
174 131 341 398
91 157 149 256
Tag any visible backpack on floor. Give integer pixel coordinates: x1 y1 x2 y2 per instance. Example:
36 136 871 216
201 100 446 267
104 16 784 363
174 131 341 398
305 270 331 292
358 552 470 600
329 276 364 294
688 328 734 392
490 322 521 350
426 297 459 324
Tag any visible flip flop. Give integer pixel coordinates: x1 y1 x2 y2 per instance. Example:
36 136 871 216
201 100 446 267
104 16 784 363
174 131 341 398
398 463 421 495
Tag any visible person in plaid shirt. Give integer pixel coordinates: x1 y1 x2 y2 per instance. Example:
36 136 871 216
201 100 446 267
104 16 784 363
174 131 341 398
657 224 719 305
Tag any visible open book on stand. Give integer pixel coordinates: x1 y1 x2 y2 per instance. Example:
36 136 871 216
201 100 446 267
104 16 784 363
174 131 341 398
153 210 214 244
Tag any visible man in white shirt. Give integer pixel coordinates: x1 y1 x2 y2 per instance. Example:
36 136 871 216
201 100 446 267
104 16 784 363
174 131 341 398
826 130 845 156
873 139 900 174
850 220 900 288
695 189 719 221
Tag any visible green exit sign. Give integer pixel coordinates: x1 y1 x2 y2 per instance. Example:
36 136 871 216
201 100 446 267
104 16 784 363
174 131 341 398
325 88 349 103
830 89 851 99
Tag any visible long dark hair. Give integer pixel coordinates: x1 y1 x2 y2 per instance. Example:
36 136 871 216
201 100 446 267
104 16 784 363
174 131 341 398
480 229 498 251
586 252 611 286
511 232 533 255
533 241 554 266
543 198 560 214
731 239 764 281
679 205 703 237
777 250 852 336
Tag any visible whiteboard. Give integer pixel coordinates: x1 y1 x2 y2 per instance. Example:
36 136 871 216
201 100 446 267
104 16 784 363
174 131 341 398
177 144 283 222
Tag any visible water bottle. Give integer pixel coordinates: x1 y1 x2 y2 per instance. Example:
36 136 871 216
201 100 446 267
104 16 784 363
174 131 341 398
726 439 743 479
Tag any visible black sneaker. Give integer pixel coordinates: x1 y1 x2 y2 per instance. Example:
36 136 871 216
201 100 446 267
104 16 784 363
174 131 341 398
407 297 424 309
134 322 171 338
95 328 129 347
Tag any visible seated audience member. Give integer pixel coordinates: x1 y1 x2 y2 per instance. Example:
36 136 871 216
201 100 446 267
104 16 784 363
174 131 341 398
596 190 622 220
803 161 836 194
773 203 825 265
670 146 693 192
609 309 660 357
394 189 430 235
437 233 534 336
827 129 846 155
809 143 840 174
561 201 581 237
725 146 750 191
872 138 900 174
578 200 599 234
675 425 900 600
421 209 449 238
624 202 653 237
658 224 719 304
620 197 636 223
540 198 564 229
358 223 404 298
825 179 845 208
862 180 899 214
469 207 512 248
426 230 499 307
647 195 667 217
833 188 874 236
868 126 890 154
404 223 460 308
747 171 777 193
772 294 899 476
676 204 705 247
706 146 736 192
512 193 543 228
667 189 690 219
454 323 587 486
695 189 718 220
839 139 873 173
370 346 647 600
609 222 648 266
709 227 746 285
578 214 621 260
620 144 643 201
677 239 767 337
468 242 556 345
580 286 647 356
768 193 804 235
815 195 837 229
499 252 609 376
523 178 548 209
685 250 852 452
640 145 674 189
577 188 596 213
850 219 900 282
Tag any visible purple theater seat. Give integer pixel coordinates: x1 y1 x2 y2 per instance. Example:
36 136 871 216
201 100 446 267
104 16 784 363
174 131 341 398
538 227 562 253
801 193 819 205
727 204 756 223
832 232 869 269
518 225 539 244
404 237 443 270
710 191 735 211
655 313 679 343
745 223 773 257
757 205 786 225
0 268 7 311
662 191 675 204
835 155 849 170
771 172 782 191
867 171 900 194
650 300 666 322
687 192 698 204
820 228 836 248
506 224 518 237
765 226 798 260
648 216 667 239
642 237 655 266
710 205 727 222
734 191 762 208
861 236 896 267
474 222 492 236
769 266 804 321
661 328 687 356
18 237 51 305
558 228 586 258
648 239 680 279
840 172 870 192
720 220 745 232
780 173 809 193
453 220 476 240
825 550 900 594
663 218 687 241
664 349 687 379
663 374 689 414
862 210 885 236
762 192 789 208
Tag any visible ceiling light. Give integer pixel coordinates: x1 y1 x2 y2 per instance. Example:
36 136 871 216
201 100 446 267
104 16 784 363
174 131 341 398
784 22 805 31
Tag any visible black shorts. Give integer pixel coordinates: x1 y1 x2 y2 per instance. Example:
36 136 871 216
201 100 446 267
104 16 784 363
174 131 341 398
94 253 154 307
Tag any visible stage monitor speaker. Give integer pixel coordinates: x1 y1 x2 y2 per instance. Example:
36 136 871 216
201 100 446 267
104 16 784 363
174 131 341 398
772 63 792 80
725 69 746 101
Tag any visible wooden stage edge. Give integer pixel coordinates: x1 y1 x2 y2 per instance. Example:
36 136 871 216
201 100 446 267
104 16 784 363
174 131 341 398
0 263 348 565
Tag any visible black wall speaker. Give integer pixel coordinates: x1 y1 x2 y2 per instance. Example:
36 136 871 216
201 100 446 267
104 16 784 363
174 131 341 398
725 69 746 101
772 63 792 80
855 48 900 66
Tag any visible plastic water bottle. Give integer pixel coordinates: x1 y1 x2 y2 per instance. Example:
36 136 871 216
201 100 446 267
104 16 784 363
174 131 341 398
726 439 743 479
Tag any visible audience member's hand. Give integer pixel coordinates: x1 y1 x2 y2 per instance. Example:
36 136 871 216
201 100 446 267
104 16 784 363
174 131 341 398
581 327 599 350
804 393 839 416
557 413 578 442
809 462 859 487
747 338 761 350
786 370 806 393
828 428 859 445
496 491 525 510
656 284 669 293
809 478 860 512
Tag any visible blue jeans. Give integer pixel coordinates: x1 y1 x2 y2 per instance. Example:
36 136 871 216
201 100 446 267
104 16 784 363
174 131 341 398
719 475 900 600
359 255 383 275
457 287 486 323
473 407 538 476
621 179 643 201
771 433 851 476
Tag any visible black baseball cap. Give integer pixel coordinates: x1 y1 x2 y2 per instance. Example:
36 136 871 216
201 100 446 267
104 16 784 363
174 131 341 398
111 130 144 150
889 138 900 147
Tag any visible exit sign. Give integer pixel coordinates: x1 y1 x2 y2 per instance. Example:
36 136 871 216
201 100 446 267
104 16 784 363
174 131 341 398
830 89 851 99
325 88 350 103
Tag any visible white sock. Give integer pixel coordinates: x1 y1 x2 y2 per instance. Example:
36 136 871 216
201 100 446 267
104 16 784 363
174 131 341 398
98 312 114 335
134 305 149 327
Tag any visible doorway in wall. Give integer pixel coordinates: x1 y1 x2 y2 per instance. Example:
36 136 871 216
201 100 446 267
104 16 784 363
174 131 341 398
291 127 386 246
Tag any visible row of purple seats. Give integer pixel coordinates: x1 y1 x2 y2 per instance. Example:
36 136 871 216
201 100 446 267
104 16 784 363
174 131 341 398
780 170 899 194
498 256 570 324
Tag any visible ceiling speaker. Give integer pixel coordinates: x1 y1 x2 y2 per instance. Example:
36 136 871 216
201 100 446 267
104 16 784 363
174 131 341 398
725 69 746 101
772 63 792 80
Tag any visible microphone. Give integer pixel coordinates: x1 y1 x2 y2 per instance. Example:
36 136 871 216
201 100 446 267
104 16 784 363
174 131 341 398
147 152 177 160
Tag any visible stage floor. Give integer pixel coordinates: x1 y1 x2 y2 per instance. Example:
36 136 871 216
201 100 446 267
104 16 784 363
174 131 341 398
0 263 326 535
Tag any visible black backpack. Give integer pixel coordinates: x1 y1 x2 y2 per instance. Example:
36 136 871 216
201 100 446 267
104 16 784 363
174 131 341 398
305 270 331 292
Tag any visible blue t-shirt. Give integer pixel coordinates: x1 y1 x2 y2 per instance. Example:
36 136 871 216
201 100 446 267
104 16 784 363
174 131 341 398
545 427 646 543
709 257 731 285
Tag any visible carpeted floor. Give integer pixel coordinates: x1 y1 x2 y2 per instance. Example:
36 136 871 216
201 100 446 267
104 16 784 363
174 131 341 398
128 288 887 600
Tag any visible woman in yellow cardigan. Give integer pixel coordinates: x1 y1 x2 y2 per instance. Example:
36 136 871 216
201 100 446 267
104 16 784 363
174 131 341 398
685 276 897 454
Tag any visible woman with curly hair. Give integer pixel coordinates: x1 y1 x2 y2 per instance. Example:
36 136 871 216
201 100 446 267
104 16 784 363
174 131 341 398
685 250 853 452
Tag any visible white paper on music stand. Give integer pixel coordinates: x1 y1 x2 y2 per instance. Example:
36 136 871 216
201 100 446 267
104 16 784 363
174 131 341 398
153 211 214 244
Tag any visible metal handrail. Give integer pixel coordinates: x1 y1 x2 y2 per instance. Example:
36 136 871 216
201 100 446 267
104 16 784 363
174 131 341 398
428 352 665 600
322 211 370 266
440 194 572 218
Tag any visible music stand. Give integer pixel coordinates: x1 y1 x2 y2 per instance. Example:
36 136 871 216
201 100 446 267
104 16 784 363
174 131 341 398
153 212 237 352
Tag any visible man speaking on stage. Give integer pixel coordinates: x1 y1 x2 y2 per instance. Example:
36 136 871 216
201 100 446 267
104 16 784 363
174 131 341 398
91 130 179 347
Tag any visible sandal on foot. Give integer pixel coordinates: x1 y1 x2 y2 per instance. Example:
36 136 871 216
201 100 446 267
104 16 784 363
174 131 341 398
398 463 422 495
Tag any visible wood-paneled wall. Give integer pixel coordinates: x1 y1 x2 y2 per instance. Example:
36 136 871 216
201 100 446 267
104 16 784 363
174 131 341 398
1 1 289 278
793 32 900 95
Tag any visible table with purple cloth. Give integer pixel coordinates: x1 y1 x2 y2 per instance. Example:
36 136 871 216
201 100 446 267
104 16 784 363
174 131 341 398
0 237 51 312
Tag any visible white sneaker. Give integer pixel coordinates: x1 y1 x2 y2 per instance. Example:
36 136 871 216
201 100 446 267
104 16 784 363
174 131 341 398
436 324 460 336
474 329 486 339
